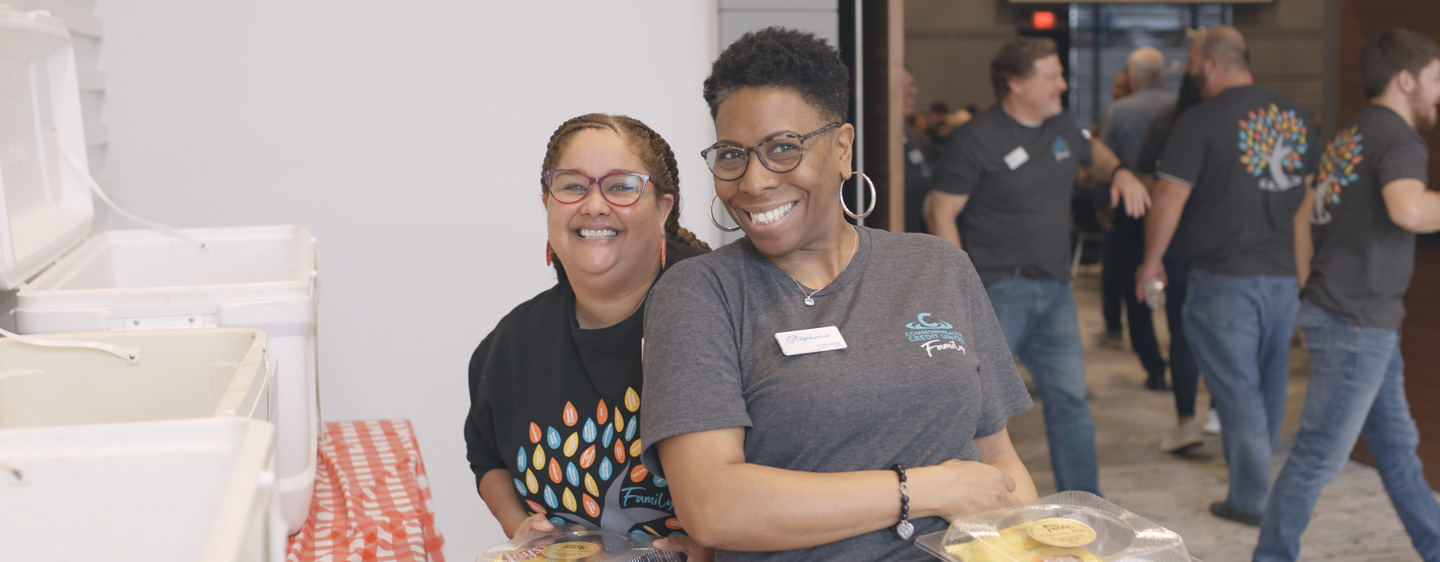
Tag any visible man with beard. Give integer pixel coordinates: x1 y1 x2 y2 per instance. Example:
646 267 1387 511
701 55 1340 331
1135 26 1320 526
1254 28 1440 562
929 36 1151 495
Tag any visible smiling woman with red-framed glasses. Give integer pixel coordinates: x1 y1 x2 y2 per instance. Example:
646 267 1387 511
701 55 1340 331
464 113 713 560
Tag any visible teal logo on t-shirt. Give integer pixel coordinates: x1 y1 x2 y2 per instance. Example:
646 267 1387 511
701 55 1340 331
904 313 967 357
1052 136 1072 162
905 313 952 330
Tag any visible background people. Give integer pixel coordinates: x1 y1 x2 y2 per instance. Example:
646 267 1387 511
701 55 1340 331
928 36 1151 495
464 113 711 558
1097 46 1173 393
641 27 1037 560
1255 28 1440 561
903 66 937 234
1134 50 1215 450
1136 26 1320 526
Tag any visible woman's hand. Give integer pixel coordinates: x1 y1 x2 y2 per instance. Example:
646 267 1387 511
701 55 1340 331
506 513 555 538
909 459 1023 522
653 534 715 562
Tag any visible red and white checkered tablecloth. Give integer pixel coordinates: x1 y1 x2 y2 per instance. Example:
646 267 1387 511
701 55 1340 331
287 419 445 562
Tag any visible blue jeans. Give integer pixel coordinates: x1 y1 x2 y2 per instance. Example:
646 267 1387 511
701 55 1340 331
1182 269 1298 515
985 275 1100 494
1254 301 1440 562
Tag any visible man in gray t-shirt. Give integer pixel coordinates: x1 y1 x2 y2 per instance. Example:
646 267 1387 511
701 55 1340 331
1137 27 1319 525
927 37 1149 495
1256 28 1440 562
1098 46 1176 392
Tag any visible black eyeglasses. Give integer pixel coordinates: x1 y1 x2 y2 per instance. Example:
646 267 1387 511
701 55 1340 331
542 169 651 206
700 122 841 181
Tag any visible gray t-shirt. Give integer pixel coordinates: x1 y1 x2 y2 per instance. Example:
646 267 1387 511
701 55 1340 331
1305 105 1428 329
1157 85 1320 276
1101 87 1178 168
640 227 1032 562
933 107 1093 284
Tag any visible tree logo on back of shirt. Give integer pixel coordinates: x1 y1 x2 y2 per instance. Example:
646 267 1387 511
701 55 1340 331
1311 126 1363 225
1238 104 1310 191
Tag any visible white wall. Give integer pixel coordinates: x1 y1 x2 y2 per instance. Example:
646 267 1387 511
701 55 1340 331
94 1 719 558
719 0 839 51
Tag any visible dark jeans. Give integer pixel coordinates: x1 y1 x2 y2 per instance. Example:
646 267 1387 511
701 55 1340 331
1164 252 1200 418
1100 212 1166 379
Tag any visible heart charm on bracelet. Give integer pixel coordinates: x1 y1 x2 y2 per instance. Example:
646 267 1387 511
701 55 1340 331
896 520 914 540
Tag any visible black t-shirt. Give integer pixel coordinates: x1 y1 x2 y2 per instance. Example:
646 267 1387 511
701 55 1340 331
934 107 1093 284
903 124 935 234
1135 106 1178 177
465 241 705 535
1305 105 1428 329
1157 85 1320 276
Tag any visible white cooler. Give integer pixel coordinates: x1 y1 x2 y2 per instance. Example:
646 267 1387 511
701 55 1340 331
0 329 283 561
0 418 287 562
0 6 319 533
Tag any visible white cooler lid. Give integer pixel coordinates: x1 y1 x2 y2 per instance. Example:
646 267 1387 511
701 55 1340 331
0 6 93 291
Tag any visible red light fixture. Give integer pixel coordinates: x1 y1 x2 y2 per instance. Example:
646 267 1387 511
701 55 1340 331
1032 11 1057 30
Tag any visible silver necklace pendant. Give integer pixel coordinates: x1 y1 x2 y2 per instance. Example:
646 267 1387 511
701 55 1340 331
804 296 815 306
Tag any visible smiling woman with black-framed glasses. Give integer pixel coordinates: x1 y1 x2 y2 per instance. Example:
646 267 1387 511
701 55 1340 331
637 27 1039 561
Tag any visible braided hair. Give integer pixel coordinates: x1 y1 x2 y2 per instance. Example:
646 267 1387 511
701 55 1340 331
541 113 710 280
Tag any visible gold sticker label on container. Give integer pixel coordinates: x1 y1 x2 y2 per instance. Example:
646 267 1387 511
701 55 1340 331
541 541 602 559
1027 517 1097 548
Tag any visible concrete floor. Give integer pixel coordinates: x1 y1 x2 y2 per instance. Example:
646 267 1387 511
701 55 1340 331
1006 266 1435 562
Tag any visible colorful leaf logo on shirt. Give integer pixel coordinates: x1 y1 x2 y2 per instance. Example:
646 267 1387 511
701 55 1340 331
1238 103 1309 191
514 392 662 532
1312 126 1363 225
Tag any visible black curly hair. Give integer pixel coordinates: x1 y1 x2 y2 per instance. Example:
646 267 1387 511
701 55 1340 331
703 27 850 123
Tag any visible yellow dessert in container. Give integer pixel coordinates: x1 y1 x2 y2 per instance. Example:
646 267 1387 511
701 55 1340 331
946 517 1103 562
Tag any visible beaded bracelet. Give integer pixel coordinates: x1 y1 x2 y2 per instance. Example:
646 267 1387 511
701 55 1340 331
892 464 913 539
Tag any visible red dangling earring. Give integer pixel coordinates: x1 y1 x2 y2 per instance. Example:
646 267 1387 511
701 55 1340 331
545 241 554 266
659 240 667 270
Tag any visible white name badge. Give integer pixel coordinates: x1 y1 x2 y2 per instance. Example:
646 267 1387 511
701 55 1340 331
775 326 848 356
1004 147 1030 170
